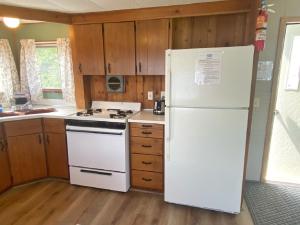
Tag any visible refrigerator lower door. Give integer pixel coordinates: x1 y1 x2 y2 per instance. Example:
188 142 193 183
165 107 248 214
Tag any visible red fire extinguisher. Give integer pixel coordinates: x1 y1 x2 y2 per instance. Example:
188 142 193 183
255 4 268 51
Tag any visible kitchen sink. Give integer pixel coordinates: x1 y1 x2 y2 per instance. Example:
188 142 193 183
18 108 56 115
0 112 21 117
0 108 56 117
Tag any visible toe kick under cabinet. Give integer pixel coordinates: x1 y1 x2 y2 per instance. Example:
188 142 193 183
130 123 164 192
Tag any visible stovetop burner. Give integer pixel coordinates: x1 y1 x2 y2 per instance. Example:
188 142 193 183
76 108 103 117
109 113 126 119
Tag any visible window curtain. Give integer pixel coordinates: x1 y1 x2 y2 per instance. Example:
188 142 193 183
57 38 75 105
20 39 43 102
0 39 20 107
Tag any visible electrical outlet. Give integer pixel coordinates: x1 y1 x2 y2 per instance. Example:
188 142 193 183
161 91 165 99
148 91 153 100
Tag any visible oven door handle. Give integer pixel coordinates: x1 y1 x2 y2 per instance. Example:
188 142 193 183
80 169 112 176
66 129 123 135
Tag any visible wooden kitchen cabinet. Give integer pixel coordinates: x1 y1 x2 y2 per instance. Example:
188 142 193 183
130 123 164 192
104 22 136 75
72 24 105 75
0 124 11 193
4 119 47 185
7 134 47 185
136 19 170 75
43 119 69 179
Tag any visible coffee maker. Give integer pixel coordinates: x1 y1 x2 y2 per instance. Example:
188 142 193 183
153 98 165 115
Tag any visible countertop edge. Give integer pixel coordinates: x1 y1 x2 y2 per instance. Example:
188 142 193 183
128 119 165 125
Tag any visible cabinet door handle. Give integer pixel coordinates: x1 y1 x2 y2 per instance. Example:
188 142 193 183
142 177 152 182
107 63 111 73
3 140 8 152
0 140 4 152
46 135 50 144
38 134 42 144
142 131 152 135
79 63 82 73
142 161 152 165
142 145 152 148
139 62 142 73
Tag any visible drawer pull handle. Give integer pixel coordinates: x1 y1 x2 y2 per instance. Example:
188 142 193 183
142 177 152 182
142 145 152 148
142 161 152 165
142 131 152 135
80 169 112 176
142 125 153 128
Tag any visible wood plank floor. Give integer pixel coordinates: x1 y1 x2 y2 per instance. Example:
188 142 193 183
0 180 253 225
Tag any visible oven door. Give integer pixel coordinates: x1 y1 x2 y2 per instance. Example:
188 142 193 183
66 125 127 172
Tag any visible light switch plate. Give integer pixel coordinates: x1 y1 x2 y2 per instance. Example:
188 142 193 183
148 91 153 100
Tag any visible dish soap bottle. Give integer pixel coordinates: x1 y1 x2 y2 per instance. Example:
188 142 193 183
0 104 3 113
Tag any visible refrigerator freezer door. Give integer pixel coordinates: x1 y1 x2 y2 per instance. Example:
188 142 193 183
165 107 248 213
166 46 254 108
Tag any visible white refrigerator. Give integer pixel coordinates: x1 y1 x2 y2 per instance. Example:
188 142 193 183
164 45 254 214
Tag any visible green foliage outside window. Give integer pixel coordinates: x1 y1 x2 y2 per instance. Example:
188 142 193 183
36 46 62 89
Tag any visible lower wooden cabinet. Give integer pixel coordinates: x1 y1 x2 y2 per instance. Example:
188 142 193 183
0 125 11 193
43 118 69 179
7 133 47 185
130 122 164 192
45 133 69 179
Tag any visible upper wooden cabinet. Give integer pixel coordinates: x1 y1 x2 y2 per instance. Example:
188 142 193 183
72 24 105 75
136 19 170 76
104 22 136 75
0 125 11 193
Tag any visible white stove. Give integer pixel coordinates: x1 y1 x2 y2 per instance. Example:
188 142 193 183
66 101 141 192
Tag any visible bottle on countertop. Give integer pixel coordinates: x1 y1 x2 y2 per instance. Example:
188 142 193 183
0 104 3 113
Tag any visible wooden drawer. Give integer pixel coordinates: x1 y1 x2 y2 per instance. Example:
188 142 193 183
130 126 164 139
4 119 43 137
131 154 163 172
43 118 65 133
132 170 163 191
131 137 163 155
130 123 163 130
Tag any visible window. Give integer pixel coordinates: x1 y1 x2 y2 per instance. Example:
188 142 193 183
36 42 63 99
285 36 300 90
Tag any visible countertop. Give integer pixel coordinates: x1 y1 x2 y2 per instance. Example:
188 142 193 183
128 110 165 125
0 105 78 122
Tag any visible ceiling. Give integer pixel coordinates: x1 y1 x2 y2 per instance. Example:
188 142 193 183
0 0 219 13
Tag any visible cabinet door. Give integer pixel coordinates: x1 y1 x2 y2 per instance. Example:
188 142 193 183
0 126 11 193
45 133 69 179
104 22 136 75
136 19 169 75
8 133 47 185
72 24 105 75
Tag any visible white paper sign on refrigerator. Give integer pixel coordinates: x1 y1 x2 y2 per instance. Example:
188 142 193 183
195 52 223 85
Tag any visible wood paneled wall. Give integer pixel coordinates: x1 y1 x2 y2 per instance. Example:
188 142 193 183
90 75 165 109
172 13 247 49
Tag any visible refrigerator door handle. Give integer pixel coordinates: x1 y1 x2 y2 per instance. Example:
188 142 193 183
165 50 171 107
165 106 171 161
